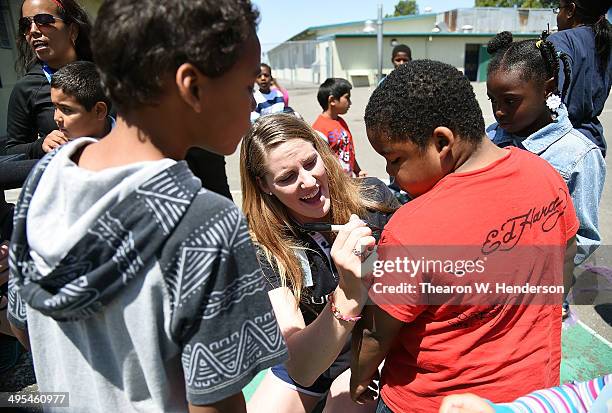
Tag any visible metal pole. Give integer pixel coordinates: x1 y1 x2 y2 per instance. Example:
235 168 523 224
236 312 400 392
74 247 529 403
377 4 383 83
290 47 295 87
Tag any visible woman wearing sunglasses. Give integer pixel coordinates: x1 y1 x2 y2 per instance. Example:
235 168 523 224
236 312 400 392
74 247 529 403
5 0 92 159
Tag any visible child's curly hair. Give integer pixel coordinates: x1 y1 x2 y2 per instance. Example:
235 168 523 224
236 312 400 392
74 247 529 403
365 60 485 150
92 0 259 113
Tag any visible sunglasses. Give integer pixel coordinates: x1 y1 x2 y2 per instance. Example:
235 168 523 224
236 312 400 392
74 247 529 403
19 13 64 35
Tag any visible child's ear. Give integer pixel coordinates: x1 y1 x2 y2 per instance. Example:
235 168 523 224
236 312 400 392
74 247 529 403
94 102 108 120
544 77 556 97
566 2 576 18
432 126 454 158
327 95 336 108
176 63 206 113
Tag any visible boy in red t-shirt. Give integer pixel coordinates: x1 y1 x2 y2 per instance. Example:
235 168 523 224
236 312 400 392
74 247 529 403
312 78 366 177
349 60 578 413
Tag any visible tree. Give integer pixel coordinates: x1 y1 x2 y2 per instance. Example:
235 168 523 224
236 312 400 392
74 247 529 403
386 0 418 17
475 0 556 6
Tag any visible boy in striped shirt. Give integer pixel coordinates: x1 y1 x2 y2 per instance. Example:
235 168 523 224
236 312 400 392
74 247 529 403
251 63 285 121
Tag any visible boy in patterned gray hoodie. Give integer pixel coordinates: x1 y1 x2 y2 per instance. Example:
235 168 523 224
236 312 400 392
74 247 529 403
7 1 287 412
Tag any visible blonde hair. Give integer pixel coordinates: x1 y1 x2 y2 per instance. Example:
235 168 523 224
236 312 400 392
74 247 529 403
240 113 389 302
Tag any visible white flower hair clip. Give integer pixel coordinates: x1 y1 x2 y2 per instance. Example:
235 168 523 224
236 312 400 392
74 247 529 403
546 94 562 112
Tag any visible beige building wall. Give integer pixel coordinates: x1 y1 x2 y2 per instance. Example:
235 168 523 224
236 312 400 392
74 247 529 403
422 36 484 68
333 35 496 86
271 8 553 87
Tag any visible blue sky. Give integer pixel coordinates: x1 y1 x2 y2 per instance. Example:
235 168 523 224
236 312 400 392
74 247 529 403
253 0 475 51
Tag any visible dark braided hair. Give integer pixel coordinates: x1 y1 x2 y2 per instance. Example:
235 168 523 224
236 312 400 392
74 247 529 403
541 30 572 102
557 52 572 101
487 31 571 101
572 0 612 70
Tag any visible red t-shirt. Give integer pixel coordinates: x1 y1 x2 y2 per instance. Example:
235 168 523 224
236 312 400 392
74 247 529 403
312 115 356 175
373 147 579 412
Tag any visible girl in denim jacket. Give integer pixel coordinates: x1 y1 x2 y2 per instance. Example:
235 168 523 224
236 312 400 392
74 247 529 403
485 31 605 267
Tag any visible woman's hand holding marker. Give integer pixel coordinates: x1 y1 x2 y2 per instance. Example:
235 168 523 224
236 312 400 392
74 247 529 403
330 215 377 315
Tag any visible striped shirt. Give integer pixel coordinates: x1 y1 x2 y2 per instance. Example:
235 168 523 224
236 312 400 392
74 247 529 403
490 375 611 413
251 89 285 121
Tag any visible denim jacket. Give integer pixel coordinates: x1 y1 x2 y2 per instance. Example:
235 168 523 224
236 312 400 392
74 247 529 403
487 105 606 264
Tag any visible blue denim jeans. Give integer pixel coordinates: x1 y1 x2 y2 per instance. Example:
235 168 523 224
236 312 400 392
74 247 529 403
376 397 394 413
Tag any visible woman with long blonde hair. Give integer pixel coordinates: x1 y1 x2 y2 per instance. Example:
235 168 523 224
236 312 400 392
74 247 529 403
241 114 398 413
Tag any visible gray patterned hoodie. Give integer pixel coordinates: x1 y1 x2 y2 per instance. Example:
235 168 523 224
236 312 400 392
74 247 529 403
8 138 287 412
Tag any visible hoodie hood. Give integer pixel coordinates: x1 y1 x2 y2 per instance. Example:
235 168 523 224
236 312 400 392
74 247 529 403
9 139 201 322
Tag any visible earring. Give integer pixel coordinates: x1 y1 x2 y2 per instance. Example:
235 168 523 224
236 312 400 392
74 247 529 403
268 192 273 196
546 94 562 120
546 94 561 112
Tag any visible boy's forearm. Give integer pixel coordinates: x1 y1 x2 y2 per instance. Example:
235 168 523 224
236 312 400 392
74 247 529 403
351 306 400 388
563 236 577 300
351 321 386 387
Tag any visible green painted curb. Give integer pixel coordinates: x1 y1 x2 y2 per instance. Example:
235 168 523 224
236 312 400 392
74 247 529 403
244 370 266 401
